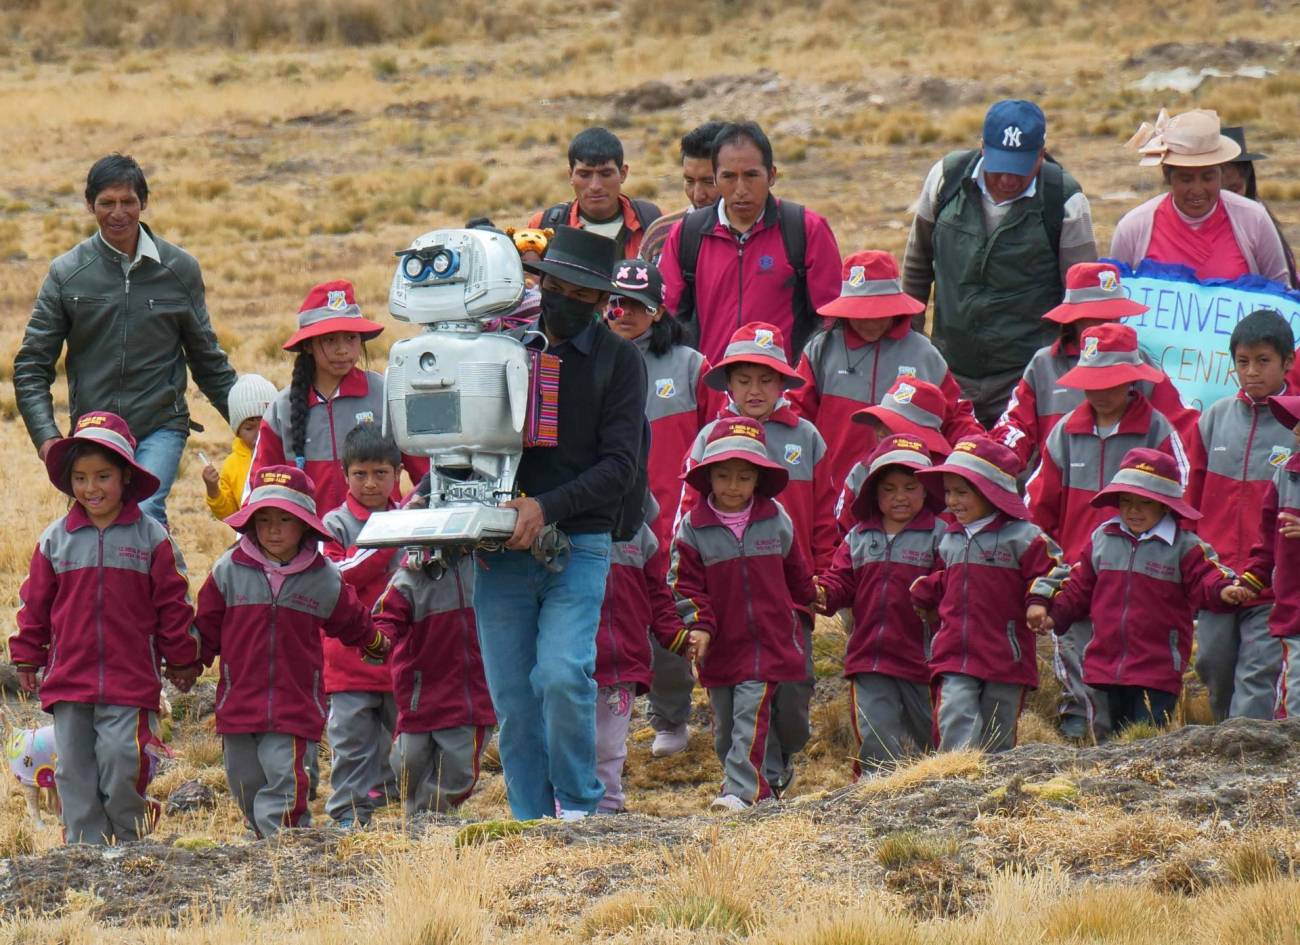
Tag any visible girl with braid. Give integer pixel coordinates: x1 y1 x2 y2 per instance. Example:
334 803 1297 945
249 281 427 514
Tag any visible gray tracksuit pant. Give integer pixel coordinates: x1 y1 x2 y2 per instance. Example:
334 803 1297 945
223 732 315 837
709 681 779 803
595 683 635 812
934 673 1024 753
1053 620 1111 734
771 612 815 766
325 690 398 824
647 639 695 732
1277 638 1300 720
52 702 161 845
851 673 933 773
1195 605 1280 721
391 725 486 817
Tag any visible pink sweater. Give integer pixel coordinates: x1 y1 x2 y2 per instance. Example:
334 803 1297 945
1109 191 1291 286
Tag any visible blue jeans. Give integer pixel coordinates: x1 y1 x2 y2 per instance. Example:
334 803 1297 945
133 427 188 527
473 532 611 819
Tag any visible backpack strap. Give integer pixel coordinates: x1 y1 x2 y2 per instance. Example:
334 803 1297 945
1039 159 1066 261
672 206 718 345
629 198 662 231
933 150 980 226
540 202 571 230
776 199 817 357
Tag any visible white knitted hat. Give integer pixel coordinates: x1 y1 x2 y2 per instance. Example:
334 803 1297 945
227 374 278 431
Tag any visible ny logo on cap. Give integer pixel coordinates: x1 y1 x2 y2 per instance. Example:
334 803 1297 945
327 290 348 311
1097 270 1119 293
1002 126 1023 148
892 382 917 405
753 328 775 349
847 266 866 288
1082 336 1100 360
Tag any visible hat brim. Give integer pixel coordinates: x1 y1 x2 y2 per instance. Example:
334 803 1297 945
1268 394 1300 430
523 257 616 295
1147 138 1242 167
703 354 805 392
682 449 789 498
853 459 946 521
1091 484 1201 521
1058 361 1164 389
818 295 925 319
916 463 1029 520
1042 297 1149 323
982 145 1039 176
283 317 385 351
44 437 161 503
851 406 952 456
224 498 332 541
612 287 663 311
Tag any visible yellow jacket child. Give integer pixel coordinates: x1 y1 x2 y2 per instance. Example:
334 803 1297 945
203 374 277 521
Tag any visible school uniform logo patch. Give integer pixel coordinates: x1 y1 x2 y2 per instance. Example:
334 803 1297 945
892 382 917 405
783 443 802 465
1270 445 1293 467
847 266 866 287
753 328 775 349
897 365 917 377
1097 270 1119 293
355 411 375 424
759 255 775 272
655 378 676 399
326 290 348 311
1081 336 1100 360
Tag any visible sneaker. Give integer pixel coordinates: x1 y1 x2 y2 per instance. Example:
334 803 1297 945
651 724 690 758
334 816 367 831
770 755 796 797
1059 715 1089 740
710 794 750 812
556 808 590 822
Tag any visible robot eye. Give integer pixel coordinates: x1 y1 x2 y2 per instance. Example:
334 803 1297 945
430 250 455 276
402 253 429 282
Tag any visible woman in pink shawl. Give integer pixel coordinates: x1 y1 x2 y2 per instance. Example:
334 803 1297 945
1110 109 1292 287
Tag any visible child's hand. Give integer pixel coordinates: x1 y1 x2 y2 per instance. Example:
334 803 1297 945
361 630 392 664
201 463 220 498
15 666 37 694
1279 512 1300 540
685 629 711 664
913 606 938 624
812 581 829 615
1221 582 1257 606
1026 604 1054 634
165 663 201 692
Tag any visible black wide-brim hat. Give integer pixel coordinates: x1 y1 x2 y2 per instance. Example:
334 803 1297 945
1222 126 1268 163
521 225 618 294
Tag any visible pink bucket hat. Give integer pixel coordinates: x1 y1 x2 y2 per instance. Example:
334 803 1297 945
1092 447 1199 520
851 377 953 457
703 322 805 392
818 250 926 320
683 416 789 497
852 433 945 521
1042 262 1148 324
225 465 331 540
283 280 385 352
917 436 1029 520
45 411 162 503
1057 323 1164 390
1269 394 1300 430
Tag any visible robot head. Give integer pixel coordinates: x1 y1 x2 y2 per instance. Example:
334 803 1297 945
389 228 525 325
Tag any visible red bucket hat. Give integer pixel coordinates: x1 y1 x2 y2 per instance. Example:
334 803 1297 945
1092 447 1200 520
917 436 1028 520
225 465 331 540
282 280 385 352
682 416 789 497
1057 323 1164 390
45 411 161 503
818 250 926 320
1269 394 1300 430
1042 262 1148 324
703 322 805 392
851 377 953 457
851 433 945 521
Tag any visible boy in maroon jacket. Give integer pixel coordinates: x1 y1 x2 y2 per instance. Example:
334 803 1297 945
320 424 403 828
1026 322 1196 739
1048 449 1249 731
815 435 947 775
669 417 815 810
12 411 202 844
1240 395 1300 719
196 466 387 838
372 553 495 817
912 438 1069 753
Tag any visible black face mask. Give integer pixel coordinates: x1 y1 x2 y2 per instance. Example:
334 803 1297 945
540 289 597 341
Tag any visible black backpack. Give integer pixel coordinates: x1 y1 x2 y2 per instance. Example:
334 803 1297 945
540 199 662 238
933 149 1068 256
671 199 816 357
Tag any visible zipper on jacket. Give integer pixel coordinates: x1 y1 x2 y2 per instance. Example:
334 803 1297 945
1239 406 1261 558
870 532 898 673
96 529 106 701
1114 538 1139 682
117 269 131 419
735 242 745 332
263 573 280 729
958 535 973 674
733 530 761 678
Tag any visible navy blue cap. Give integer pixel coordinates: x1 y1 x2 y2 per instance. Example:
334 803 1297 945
982 100 1046 176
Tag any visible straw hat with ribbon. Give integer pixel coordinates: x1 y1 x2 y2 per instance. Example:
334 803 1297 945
1126 108 1242 168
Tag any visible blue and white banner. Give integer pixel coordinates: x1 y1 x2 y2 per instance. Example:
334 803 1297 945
1110 260 1300 411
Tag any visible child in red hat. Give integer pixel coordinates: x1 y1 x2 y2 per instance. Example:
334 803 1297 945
668 417 816 809
195 465 389 838
911 438 1069 753
1241 394 1300 719
814 435 947 774
992 262 1198 468
1025 322 1199 739
1189 310 1295 722
11 411 202 844
681 321 836 794
250 280 427 515
790 250 981 491
1047 448 1251 732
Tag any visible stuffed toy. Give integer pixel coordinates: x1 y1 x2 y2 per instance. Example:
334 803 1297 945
505 227 553 258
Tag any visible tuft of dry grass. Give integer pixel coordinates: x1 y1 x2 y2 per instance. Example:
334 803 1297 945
859 750 986 797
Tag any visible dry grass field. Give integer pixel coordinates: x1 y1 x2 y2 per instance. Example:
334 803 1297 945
1 0 1300 939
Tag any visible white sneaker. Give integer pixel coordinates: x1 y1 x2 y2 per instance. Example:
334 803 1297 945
556 808 590 822
709 794 750 812
651 724 690 757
